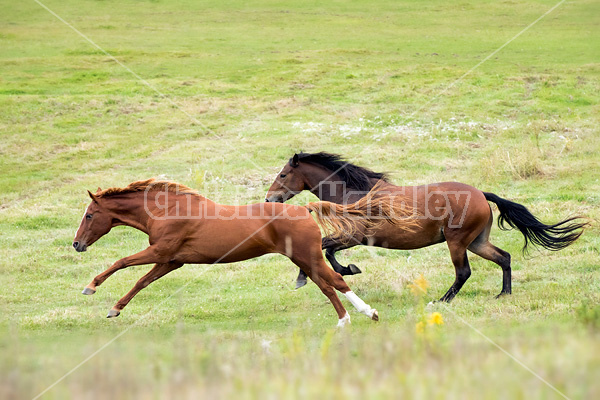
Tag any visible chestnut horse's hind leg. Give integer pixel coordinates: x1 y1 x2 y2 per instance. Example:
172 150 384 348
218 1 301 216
439 245 472 303
324 269 379 322
107 262 183 318
292 255 378 327
468 240 512 297
294 238 360 290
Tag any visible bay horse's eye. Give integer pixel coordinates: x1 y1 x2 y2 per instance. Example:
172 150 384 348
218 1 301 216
86 214 93 220
280 174 287 178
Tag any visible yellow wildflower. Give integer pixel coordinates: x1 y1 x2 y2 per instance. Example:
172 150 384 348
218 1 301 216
415 321 425 335
427 312 444 326
408 274 429 296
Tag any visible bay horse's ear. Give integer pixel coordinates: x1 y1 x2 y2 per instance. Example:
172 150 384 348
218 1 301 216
96 187 102 194
291 153 300 167
87 190 98 203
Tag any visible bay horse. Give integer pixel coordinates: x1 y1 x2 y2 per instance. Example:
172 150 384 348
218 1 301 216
265 152 587 301
72 178 406 326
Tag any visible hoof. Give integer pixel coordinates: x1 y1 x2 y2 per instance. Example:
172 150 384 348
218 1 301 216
81 287 96 295
337 312 351 328
348 264 362 275
106 309 121 318
495 292 511 299
371 309 379 322
294 279 307 290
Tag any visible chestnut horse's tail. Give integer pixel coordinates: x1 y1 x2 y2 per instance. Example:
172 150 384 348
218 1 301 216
306 181 415 243
483 192 588 253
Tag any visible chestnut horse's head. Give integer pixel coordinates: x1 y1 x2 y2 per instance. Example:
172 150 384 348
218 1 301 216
73 189 114 252
265 153 306 203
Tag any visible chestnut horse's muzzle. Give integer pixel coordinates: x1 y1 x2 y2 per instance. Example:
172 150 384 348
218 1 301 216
73 241 88 252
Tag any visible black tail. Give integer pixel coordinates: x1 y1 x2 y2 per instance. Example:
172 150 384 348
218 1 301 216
483 192 587 253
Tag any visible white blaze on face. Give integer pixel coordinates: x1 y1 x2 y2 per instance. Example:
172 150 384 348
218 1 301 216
82 205 90 219
276 166 286 179
76 205 91 236
267 167 287 200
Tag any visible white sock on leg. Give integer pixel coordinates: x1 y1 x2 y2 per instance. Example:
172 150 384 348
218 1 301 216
344 291 376 318
337 312 351 327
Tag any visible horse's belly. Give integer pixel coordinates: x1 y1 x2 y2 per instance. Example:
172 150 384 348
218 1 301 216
174 238 270 264
367 221 445 250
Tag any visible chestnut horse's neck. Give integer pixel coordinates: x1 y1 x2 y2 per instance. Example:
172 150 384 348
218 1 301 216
98 193 153 234
98 191 215 233
300 163 380 204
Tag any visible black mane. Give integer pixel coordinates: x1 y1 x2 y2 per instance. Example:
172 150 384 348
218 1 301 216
292 152 389 191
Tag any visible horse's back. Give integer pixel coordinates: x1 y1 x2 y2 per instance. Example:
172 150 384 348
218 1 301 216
242 202 322 259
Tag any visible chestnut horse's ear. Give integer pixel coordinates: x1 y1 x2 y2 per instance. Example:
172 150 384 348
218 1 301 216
96 187 102 194
87 190 98 203
291 153 300 167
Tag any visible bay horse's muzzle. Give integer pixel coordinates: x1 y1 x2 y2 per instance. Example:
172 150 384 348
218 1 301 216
73 241 88 252
265 194 285 203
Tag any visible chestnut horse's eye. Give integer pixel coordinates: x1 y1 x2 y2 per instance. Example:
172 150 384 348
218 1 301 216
86 214 93 220
280 174 287 178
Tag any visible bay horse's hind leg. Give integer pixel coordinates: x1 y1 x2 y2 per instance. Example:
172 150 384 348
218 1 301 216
468 240 511 297
467 212 512 297
107 262 183 318
439 243 472 302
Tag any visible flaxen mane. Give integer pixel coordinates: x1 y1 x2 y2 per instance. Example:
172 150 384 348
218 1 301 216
98 179 197 198
293 152 389 191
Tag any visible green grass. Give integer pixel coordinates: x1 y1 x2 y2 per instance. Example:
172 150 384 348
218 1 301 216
1 0 599 398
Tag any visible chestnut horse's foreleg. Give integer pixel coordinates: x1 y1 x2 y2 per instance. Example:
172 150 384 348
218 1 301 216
107 262 183 318
468 240 512 297
82 246 161 295
439 246 472 303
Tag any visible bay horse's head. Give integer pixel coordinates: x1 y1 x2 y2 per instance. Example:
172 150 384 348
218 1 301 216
265 153 306 203
73 189 115 252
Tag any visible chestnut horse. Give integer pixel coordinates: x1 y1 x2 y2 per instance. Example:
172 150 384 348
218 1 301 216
265 152 587 301
72 179 406 326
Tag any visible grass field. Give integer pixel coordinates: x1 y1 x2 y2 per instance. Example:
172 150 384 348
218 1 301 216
1 0 599 398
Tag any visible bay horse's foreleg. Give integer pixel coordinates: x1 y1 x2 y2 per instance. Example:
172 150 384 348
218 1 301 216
107 262 183 318
82 246 161 295
323 236 362 275
468 240 512 297
325 246 362 275
439 247 472 303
